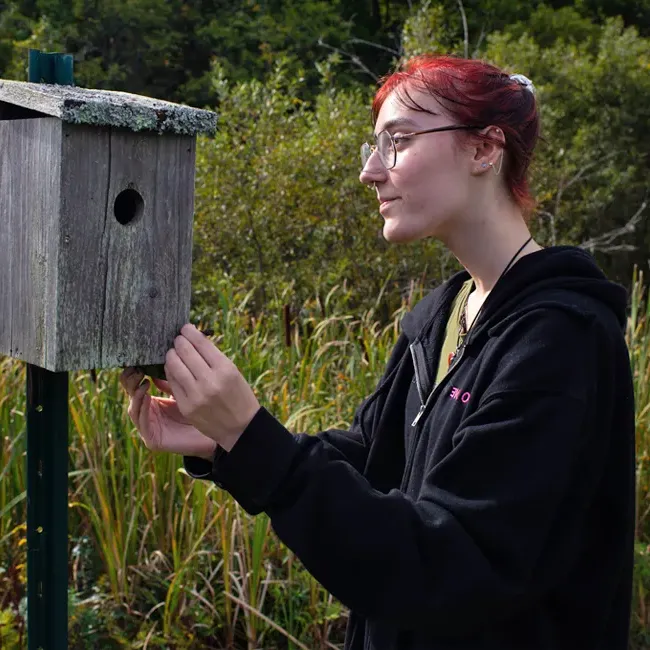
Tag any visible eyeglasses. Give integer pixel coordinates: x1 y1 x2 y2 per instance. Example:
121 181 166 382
360 125 485 170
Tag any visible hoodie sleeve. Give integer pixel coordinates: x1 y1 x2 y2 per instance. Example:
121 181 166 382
200 310 616 632
183 383 373 480
183 420 368 479
183 332 411 479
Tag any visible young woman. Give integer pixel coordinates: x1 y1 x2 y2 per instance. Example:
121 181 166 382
121 55 636 650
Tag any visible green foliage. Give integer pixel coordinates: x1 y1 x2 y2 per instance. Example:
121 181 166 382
631 542 650 649
0 0 367 105
191 3 650 313
192 56 451 317
68 587 118 649
485 11 650 280
401 1 458 58
0 607 21 648
1 0 648 105
397 2 650 284
501 4 601 48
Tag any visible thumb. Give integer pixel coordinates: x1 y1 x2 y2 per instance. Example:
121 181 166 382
152 378 173 395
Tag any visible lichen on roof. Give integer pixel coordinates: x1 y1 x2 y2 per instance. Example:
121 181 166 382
0 80 217 136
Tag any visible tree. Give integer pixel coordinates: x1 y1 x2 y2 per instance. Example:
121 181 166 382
0 0 362 106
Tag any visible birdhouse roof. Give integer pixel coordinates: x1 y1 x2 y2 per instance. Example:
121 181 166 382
0 79 217 136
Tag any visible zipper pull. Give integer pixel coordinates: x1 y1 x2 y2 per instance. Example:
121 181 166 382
448 345 465 371
412 404 426 427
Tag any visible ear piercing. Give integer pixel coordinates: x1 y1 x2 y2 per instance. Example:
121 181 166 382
489 153 504 175
480 155 503 175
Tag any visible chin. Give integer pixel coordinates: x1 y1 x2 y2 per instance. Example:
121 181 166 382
382 220 426 244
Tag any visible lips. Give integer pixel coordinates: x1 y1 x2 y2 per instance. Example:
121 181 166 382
379 197 400 211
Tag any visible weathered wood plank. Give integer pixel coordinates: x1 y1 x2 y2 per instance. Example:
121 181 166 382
97 130 196 369
1 118 196 371
56 123 111 370
57 125 195 370
0 118 61 368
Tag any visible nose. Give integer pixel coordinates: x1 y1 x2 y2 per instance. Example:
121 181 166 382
359 149 388 187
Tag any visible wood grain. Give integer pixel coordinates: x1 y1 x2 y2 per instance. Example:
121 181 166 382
0 117 196 371
0 117 62 368
57 124 196 370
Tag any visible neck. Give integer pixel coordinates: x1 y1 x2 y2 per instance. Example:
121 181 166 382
442 203 541 299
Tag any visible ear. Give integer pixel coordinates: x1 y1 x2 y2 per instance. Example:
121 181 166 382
471 125 506 175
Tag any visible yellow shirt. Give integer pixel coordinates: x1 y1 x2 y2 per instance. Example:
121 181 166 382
434 279 474 388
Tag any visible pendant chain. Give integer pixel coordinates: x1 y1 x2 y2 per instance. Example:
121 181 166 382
449 235 533 367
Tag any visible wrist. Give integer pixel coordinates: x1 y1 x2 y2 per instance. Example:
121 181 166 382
195 440 218 461
204 405 261 453
218 431 242 453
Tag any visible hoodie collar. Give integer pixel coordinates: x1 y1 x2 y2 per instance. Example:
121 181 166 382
401 246 628 342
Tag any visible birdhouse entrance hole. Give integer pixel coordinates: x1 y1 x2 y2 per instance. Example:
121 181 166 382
114 189 144 225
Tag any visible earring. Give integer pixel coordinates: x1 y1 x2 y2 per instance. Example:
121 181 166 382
489 153 504 176
494 151 504 175
481 163 488 168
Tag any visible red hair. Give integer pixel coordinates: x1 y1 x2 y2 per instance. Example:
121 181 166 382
372 55 540 216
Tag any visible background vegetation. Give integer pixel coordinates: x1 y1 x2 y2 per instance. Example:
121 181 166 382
1 0 649 646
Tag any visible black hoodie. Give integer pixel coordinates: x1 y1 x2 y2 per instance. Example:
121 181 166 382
184 246 636 650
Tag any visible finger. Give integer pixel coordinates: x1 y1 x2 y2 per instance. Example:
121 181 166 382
179 323 222 369
137 384 152 444
173 334 211 381
152 377 173 394
119 367 132 390
120 367 144 397
127 379 148 427
164 350 190 402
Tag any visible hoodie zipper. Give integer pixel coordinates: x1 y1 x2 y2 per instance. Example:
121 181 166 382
401 342 466 490
409 340 429 425
410 340 465 426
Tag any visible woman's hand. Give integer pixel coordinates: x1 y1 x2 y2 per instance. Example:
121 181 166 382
163 324 261 452
120 368 217 460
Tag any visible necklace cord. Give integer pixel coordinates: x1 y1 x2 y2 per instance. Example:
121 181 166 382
456 235 533 354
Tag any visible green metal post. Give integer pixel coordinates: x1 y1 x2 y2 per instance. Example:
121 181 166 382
26 368 69 650
26 49 74 650
28 49 74 85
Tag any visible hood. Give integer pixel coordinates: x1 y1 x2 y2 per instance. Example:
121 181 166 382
401 246 628 342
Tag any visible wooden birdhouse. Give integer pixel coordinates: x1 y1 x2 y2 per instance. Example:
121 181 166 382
0 80 217 371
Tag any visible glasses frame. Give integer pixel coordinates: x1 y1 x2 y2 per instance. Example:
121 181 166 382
361 124 486 170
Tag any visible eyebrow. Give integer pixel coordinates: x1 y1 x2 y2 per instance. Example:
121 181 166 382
375 116 437 136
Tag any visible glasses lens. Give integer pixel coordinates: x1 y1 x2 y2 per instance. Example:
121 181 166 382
360 143 372 169
377 131 395 169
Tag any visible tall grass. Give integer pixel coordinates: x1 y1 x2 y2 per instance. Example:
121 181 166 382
0 278 418 648
626 269 650 644
628 268 650 538
0 273 649 647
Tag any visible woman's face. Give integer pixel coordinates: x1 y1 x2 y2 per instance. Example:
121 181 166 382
359 86 476 244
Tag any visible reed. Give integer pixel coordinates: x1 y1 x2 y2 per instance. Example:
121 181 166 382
1 274 647 647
